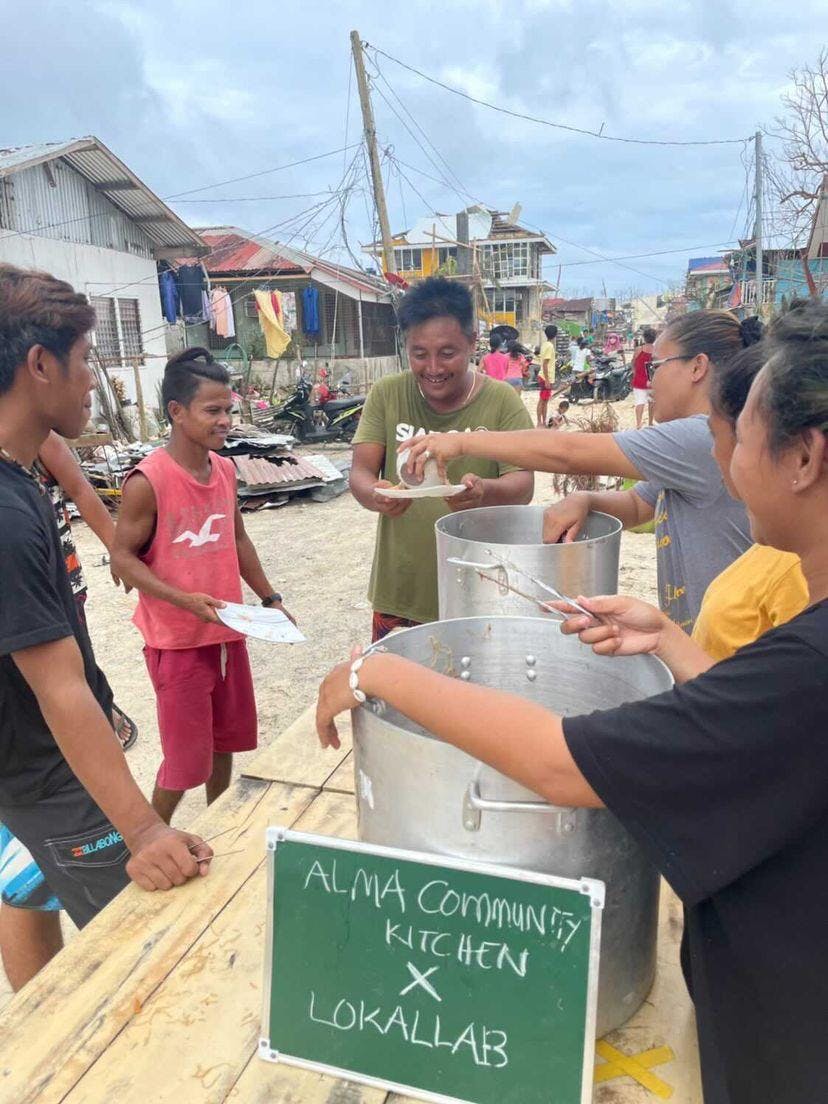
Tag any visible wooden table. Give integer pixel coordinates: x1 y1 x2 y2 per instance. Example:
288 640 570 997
0 708 702 1104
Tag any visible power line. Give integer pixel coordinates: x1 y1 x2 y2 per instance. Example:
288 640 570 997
391 153 676 285
365 42 750 148
162 144 362 199
556 241 741 268
171 191 334 203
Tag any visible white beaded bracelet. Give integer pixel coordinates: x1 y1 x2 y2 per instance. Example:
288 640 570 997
349 648 385 704
348 654 368 704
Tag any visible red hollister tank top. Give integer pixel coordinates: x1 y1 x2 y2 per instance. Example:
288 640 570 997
129 448 244 649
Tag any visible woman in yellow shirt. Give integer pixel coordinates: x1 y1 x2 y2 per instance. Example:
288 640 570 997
691 340 808 661
550 340 808 680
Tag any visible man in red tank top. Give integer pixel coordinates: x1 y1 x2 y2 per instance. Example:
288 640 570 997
113 349 293 824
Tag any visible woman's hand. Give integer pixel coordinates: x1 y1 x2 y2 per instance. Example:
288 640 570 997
446 473 485 512
398 433 465 483
543 492 592 543
552 594 669 657
316 646 365 749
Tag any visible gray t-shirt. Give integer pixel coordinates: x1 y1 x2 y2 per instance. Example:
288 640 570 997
614 415 752 632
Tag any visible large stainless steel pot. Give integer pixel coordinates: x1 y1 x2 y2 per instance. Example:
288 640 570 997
352 617 672 1036
436 506 622 619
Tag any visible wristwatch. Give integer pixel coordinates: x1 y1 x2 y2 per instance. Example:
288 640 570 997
261 593 283 608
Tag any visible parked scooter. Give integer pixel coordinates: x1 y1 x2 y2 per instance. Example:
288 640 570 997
272 376 365 442
563 355 632 403
591 355 632 401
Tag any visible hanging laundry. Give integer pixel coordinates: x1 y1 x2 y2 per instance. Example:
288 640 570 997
158 269 179 324
211 286 236 338
201 289 214 328
302 285 320 336
177 264 206 321
271 290 282 321
282 291 298 332
254 290 291 358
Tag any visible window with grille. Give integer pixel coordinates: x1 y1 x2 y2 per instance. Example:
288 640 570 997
90 297 120 362
90 296 144 364
117 299 143 358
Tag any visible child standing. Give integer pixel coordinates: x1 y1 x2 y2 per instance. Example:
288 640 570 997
113 349 292 823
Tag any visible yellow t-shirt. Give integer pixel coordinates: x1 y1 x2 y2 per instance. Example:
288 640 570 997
691 544 808 662
539 340 556 384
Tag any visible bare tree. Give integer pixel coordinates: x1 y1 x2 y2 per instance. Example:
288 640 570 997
768 49 828 240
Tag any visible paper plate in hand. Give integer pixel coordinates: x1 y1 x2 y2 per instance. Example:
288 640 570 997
217 602 306 644
375 484 466 500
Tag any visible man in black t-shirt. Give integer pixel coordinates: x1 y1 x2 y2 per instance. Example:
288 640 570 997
0 264 213 944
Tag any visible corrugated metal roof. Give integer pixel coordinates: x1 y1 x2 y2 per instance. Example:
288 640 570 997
687 257 730 275
187 226 393 304
0 136 206 256
365 206 555 253
196 229 303 274
233 454 327 488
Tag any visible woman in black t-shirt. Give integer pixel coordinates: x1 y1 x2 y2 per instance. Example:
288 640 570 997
316 299 828 1104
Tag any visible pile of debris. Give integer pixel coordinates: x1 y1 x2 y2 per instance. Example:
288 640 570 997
222 425 350 510
76 424 351 512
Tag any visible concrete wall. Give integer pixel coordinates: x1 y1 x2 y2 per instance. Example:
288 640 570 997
0 229 167 406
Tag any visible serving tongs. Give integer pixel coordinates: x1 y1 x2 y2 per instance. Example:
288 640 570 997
447 555 606 624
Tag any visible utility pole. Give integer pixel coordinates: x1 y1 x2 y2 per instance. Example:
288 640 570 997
753 130 763 311
350 30 396 274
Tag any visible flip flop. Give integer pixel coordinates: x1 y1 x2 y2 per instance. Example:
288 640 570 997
112 705 138 751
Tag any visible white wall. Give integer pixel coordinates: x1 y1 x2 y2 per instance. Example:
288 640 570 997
0 230 168 407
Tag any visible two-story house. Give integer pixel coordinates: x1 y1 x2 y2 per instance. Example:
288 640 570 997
364 205 555 344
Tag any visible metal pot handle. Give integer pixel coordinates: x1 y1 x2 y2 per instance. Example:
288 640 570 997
462 780 577 835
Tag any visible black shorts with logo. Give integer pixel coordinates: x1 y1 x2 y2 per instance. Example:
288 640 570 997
1 776 129 928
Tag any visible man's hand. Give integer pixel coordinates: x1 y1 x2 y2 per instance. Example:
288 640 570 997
399 432 465 483
126 823 214 891
446 473 486 512
273 599 297 625
109 566 132 594
181 593 226 623
373 479 413 518
543 492 592 543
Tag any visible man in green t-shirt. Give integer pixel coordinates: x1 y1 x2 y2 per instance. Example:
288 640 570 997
351 277 533 640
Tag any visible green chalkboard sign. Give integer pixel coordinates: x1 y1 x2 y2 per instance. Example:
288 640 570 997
259 830 603 1104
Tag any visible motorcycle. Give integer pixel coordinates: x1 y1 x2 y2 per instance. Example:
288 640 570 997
272 376 365 443
564 355 632 403
591 355 632 401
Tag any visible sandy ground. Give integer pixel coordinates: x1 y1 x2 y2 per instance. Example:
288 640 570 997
0 390 657 1006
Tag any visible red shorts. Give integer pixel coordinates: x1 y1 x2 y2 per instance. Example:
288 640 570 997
372 611 421 642
539 388 552 401
144 641 257 791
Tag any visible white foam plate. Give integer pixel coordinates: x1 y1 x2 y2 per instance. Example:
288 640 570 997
217 602 306 644
375 484 467 500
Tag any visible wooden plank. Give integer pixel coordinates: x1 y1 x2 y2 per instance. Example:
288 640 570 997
324 750 355 794
0 778 316 1104
62 792 366 1104
242 706 352 789
215 790 389 1104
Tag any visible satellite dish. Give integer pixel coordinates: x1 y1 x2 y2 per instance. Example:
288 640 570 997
508 203 522 225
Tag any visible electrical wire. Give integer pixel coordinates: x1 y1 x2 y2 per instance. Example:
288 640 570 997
171 191 335 203
162 144 362 199
365 41 751 148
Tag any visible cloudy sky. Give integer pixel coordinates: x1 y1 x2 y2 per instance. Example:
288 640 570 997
2 0 822 295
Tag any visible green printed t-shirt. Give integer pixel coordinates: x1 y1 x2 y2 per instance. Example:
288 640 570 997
354 372 533 624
